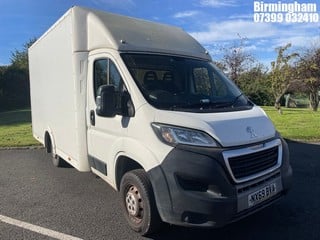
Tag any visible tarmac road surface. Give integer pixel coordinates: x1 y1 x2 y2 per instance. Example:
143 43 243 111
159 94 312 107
0 141 319 240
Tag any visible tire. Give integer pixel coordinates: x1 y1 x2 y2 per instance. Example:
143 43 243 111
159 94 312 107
52 154 66 167
45 134 66 167
120 169 162 236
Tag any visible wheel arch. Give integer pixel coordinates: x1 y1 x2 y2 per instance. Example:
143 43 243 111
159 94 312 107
114 138 166 191
44 129 56 155
115 155 144 191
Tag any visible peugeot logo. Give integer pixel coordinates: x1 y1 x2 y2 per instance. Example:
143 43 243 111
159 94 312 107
246 126 258 138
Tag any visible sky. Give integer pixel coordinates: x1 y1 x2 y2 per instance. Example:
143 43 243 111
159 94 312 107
0 0 319 68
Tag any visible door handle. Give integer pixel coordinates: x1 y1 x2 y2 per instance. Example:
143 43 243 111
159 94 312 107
90 110 95 126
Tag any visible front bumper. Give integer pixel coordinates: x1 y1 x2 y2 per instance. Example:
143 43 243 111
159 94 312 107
147 137 292 227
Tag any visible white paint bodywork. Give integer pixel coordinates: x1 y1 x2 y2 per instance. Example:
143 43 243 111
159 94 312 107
153 106 275 147
29 6 276 190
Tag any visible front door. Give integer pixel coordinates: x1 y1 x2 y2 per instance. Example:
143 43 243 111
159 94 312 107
86 52 126 182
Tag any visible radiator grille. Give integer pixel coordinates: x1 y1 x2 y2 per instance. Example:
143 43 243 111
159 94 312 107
228 146 279 180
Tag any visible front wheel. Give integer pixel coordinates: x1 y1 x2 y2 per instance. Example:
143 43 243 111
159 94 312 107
120 169 162 235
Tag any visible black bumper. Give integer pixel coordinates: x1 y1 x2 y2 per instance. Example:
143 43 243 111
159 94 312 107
147 137 292 227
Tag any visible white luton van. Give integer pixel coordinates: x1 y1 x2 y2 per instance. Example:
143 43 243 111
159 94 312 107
29 6 292 235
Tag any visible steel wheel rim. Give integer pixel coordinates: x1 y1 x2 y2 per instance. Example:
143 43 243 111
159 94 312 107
125 185 143 223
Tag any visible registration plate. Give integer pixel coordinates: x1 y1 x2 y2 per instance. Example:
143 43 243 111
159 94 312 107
248 183 277 207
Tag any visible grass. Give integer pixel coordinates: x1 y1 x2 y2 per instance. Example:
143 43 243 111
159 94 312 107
263 106 320 142
0 107 319 147
0 109 40 147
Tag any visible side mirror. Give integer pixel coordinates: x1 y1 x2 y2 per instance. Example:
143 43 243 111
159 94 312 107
96 85 117 117
96 85 135 118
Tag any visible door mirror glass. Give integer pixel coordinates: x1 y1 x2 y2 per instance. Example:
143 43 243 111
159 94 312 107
96 85 135 118
96 85 117 117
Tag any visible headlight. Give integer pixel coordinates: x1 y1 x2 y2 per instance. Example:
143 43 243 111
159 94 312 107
151 123 218 147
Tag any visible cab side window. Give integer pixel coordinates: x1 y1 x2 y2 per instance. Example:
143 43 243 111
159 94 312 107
109 61 122 90
94 59 123 98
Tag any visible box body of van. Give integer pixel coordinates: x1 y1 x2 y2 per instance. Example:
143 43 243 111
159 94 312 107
29 6 292 235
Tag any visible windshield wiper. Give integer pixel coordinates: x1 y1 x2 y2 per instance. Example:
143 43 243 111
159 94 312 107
170 100 227 110
169 94 245 110
170 100 209 110
230 93 244 106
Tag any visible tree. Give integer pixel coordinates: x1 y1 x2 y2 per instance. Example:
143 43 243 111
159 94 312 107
270 43 299 113
297 48 320 111
0 66 7 96
1 65 30 110
0 38 36 111
220 35 255 85
0 66 8 110
10 38 36 70
237 63 273 106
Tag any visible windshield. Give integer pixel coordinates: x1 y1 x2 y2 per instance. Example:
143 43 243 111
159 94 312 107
121 54 253 112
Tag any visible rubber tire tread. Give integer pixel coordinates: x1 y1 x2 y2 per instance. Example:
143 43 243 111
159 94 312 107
120 169 162 236
46 136 67 168
52 155 67 168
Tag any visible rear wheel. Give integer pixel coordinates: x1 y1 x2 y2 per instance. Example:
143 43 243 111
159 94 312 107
45 133 66 167
51 154 66 167
120 169 162 235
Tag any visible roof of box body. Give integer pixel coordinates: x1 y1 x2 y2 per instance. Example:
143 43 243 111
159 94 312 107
66 6 210 60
